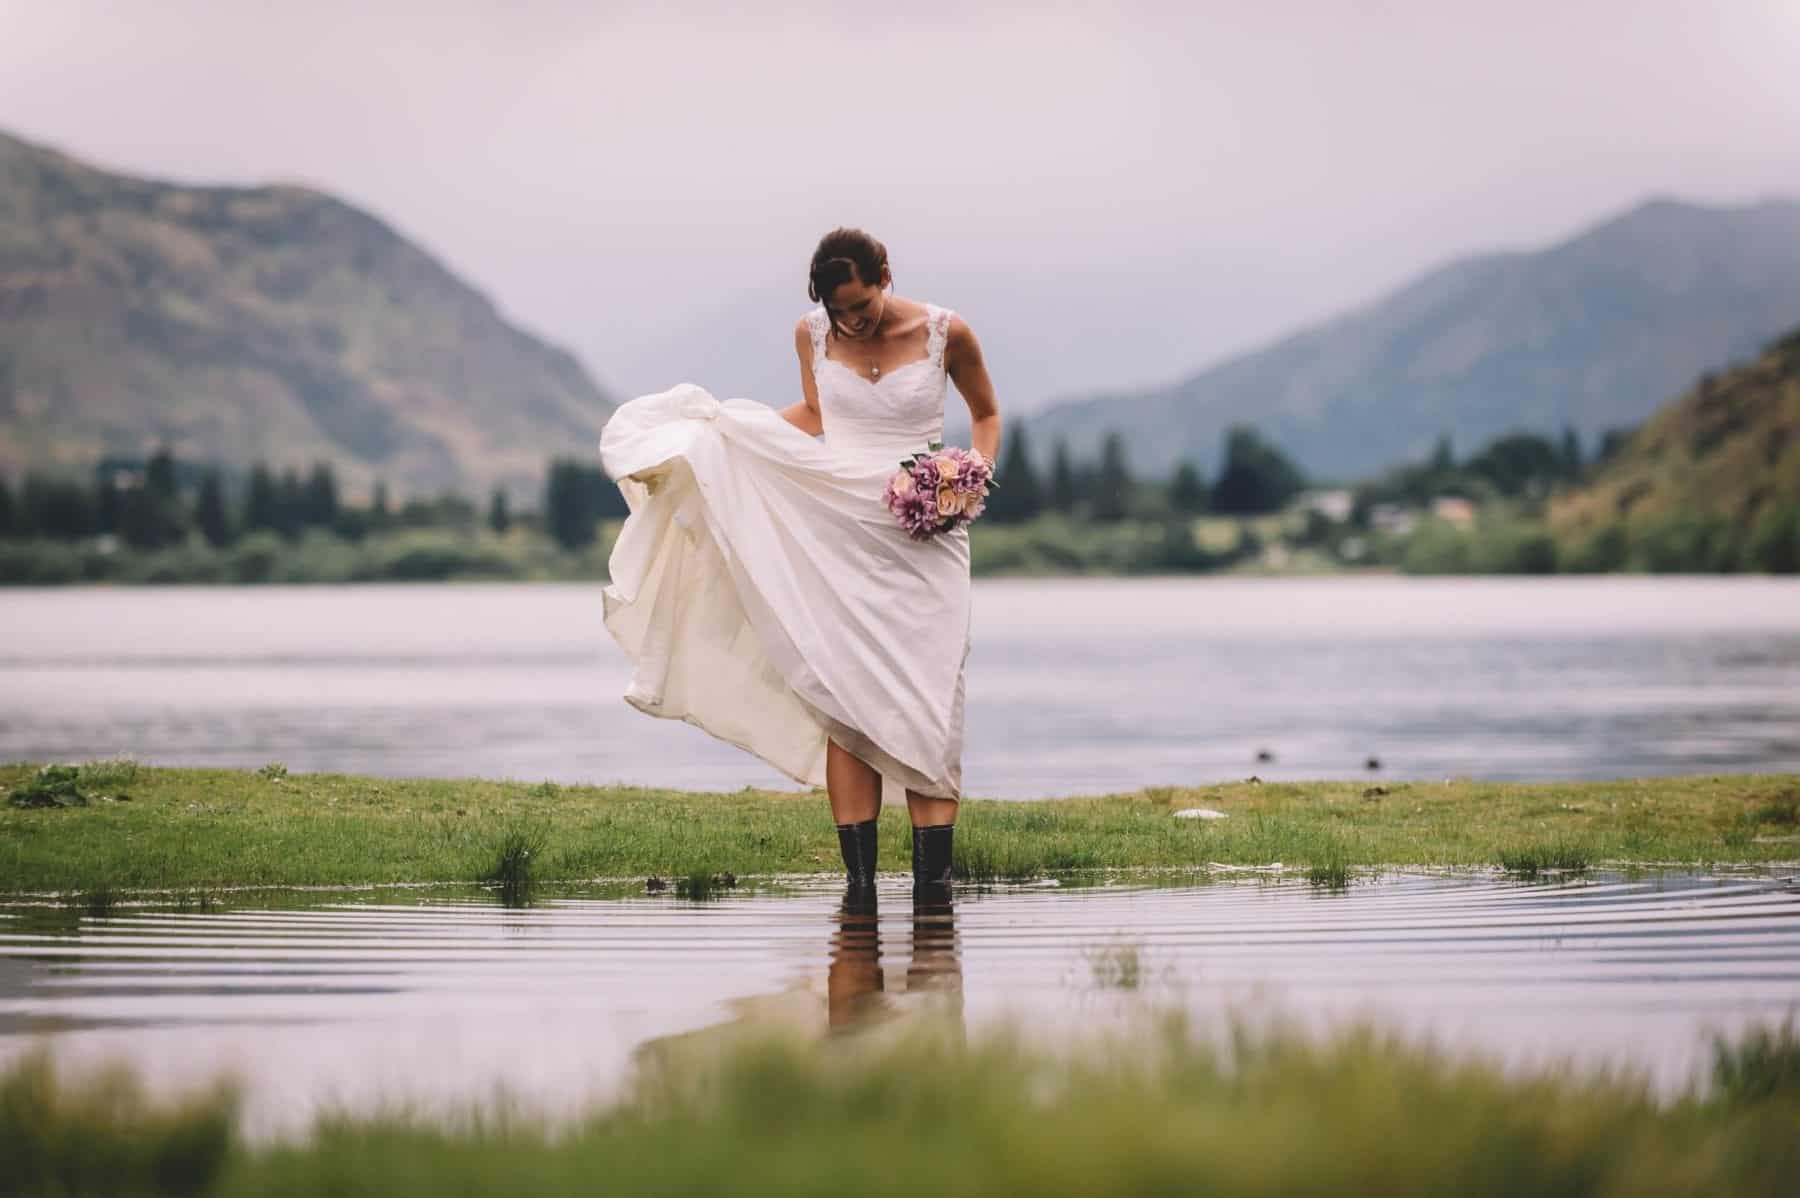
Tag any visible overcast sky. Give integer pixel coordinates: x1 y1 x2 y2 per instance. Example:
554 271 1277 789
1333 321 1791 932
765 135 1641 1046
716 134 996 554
4 0 1798 412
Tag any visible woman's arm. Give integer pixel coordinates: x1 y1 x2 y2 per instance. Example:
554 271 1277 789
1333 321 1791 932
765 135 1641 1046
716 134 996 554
945 315 1001 464
779 317 825 436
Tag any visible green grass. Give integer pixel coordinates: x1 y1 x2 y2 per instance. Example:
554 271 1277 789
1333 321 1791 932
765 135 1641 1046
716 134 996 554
76 755 142 792
1710 1016 1800 1107
1497 838 1595 879
476 817 549 905
1 765 1796 895
4 1007 1797 1197
1084 939 1146 990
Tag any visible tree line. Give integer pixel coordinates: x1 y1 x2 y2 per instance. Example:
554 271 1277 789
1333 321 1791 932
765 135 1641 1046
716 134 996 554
1349 426 1608 514
0 419 1655 559
985 421 1630 529
985 424 1307 523
0 423 1306 558
0 450 632 553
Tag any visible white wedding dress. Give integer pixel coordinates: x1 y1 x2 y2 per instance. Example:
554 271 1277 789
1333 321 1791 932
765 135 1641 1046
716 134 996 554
598 302 971 808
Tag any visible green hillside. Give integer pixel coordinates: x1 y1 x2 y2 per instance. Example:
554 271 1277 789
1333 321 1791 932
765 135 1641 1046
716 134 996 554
1025 198 1800 480
1548 325 1800 569
0 129 613 498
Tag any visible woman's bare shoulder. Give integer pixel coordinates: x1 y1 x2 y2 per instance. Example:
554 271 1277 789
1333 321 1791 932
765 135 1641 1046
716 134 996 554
944 311 980 350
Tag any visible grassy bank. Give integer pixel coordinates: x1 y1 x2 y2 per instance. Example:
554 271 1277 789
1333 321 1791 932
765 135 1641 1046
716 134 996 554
6 1005 1798 1197
2 763 1795 897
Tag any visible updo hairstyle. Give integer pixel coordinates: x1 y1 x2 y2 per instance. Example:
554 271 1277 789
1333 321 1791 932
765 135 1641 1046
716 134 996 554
807 228 890 338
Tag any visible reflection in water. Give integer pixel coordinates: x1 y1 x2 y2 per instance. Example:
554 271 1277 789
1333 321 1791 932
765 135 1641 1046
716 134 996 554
4 872 1795 1143
827 883 964 1035
630 882 966 1086
906 884 964 1029
827 884 884 1031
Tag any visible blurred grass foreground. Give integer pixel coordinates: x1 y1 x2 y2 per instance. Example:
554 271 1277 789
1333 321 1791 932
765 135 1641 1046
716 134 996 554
4 1006 1797 1197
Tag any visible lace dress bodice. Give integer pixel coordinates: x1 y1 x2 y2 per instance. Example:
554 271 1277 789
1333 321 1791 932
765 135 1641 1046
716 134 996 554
805 303 954 464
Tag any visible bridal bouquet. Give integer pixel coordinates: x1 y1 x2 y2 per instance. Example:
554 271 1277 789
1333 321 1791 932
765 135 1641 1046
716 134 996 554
883 442 996 540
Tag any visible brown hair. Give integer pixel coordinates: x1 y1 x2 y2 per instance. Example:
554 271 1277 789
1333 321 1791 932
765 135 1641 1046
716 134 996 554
807 228 889 338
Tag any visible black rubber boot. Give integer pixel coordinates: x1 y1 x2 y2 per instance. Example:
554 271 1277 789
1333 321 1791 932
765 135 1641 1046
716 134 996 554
836 817 879 887
911 822 955 888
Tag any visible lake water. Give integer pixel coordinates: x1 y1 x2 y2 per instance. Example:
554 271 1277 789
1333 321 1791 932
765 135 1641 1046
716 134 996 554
3 871 1795 1142
1 577 1797 795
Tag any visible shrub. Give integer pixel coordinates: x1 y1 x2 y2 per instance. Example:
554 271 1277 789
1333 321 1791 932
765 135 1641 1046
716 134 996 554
1632 512 1737 572
1745 503 1800 573
1470 523 1559 574
1399 521 1473 574
1563 524 1629 573
78 757 141 791
0 540 90 585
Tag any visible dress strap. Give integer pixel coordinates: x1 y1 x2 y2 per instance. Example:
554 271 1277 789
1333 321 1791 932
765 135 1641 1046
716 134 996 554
806 308 829 370
927 304 954 370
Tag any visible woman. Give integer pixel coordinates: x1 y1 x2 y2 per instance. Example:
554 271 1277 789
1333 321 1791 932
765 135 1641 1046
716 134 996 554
598 228 1001 891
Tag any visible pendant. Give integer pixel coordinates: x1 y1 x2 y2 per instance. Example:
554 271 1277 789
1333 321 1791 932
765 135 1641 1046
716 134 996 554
870 363 881 379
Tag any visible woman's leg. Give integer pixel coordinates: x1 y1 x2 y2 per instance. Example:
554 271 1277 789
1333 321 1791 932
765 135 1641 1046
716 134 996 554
827 739 882 824
904 790 958 828
828 739 882 886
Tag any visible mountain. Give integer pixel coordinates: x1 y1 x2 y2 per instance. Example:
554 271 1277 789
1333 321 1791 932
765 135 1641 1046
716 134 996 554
1021 198 1800 481
1547 324 1799 547
0 129 613 498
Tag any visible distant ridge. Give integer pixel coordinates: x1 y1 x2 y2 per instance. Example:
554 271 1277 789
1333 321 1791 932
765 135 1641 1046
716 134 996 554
0 128 614 497
1549 323 1800 542
1021 197 1800 479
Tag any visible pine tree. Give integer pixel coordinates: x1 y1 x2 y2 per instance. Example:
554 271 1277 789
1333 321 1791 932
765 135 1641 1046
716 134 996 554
1429 434 1455 474
196 470 234 547
1211 426 1306 514
1559 426 1583 479
545 460 596 550
1092 431 1131 522
488 487 512 535
95 471 124 534
988 423 1042 523
120 448 186 548
304 463 339 528
369 481 391 530
144 447 178 500
1169 460 1206 513
0 475 12 538
591 471 630 518
1049 438 1078 514
275 468 306 539
245 464 279 533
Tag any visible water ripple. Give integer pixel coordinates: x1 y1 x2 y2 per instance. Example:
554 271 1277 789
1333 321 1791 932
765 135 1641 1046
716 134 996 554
1 871 1795 1143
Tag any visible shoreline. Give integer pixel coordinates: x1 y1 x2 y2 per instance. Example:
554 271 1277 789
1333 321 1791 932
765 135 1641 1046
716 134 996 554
4 763 1795 896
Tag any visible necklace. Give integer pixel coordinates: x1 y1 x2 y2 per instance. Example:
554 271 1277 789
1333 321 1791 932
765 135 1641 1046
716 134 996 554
866 304 888 378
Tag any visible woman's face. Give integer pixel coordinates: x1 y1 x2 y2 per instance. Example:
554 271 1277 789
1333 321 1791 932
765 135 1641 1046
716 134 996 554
825 269 889 339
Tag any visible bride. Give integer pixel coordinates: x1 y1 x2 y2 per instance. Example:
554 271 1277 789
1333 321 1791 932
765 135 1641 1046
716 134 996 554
598 227 1001 892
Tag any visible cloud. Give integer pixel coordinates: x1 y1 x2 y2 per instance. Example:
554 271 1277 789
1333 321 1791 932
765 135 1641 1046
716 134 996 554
3 0 1797 408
